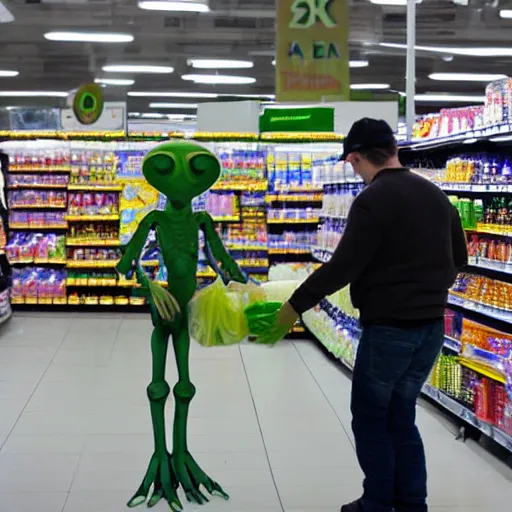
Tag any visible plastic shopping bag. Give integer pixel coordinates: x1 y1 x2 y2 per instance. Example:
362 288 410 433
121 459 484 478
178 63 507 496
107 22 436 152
188 277 249 347
244 279 301 337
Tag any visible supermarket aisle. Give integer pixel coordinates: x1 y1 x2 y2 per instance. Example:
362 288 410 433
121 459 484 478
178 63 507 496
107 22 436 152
0 313 511 512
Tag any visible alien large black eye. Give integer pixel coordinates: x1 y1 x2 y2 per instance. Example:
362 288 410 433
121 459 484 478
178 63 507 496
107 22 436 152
150 154 175 176
189 154 219 176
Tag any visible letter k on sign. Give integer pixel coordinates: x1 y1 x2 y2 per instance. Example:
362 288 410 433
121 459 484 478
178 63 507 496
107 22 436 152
289 0 337 29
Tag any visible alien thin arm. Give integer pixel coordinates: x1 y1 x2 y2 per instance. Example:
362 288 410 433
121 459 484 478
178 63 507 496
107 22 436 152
196 211 248 284
118 211 159 273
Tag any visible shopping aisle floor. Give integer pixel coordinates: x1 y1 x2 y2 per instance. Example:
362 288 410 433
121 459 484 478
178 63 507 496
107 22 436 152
1 313 511 512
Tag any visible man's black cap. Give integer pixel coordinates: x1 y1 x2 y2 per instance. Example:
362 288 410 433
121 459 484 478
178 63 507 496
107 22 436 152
341 118 396 160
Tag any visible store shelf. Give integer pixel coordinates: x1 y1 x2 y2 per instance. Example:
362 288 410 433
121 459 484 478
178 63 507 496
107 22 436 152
10 204 67 210
467 225 512 237
227 245 268 251
65 215 120 222
66 240 120 247
212 216 241 223
9 224 68 230
0 309 12 325
68 185 123 192
66 260 119 269
422 383 512 452
267 218 319 225
10 259 66 265
266 193 323 203
319 213 348 220
8 184 68 190
440 183 512 194
448 293 512 324
268 248 311 255
444 335 462 353
400 122 512 151
9 167 70 173
211 181 267 192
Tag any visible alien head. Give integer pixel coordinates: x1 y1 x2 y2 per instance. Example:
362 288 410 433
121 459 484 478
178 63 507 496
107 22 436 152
142 141 221 206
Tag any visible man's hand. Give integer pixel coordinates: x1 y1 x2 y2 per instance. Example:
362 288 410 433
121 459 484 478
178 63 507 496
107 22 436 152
257 301 299 345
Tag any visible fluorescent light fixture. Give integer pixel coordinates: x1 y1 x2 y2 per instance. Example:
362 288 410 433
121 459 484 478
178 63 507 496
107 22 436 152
350 60 369 68
128 112 142 117
44 32 133 43
95 78 135 86
167 114 197 120
0 91 69 97
272 59 276 66
370 0 406 4
149 102 198 109
0 0 15 23
463 138 478 144
0 70 18 77
350 83 390 90
182 74 256 84
381 42 512 57
220 93 275 99
188 59 253 69
138 1 209 12
500 9 512 19
103 64 174 74
414 94 485 103
429 72 508 82
128 91 217 98
141 113 167 119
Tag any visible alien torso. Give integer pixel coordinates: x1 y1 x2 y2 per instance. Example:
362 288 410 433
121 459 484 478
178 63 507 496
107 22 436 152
154 208 199 307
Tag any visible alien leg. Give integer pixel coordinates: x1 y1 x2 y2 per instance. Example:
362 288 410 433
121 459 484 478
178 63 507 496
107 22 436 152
171 312 230 504
128 322 182 511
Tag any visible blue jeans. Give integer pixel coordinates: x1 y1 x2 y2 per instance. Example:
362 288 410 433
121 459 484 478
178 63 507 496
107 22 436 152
351 321 445 512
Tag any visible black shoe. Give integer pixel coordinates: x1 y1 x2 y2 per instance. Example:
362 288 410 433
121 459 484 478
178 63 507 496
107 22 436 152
341 499 364 512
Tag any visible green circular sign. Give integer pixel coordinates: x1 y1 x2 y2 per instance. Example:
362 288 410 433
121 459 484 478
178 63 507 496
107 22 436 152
73 84 104 125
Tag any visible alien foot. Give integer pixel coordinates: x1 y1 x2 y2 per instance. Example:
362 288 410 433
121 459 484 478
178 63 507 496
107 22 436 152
128 452 183 511
172 451 229 505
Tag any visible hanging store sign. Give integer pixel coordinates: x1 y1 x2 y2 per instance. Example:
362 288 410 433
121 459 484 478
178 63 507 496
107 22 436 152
259 106 334 132
276 0 350 102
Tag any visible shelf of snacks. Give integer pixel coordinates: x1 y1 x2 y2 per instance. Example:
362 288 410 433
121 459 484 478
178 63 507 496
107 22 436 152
66 240 121 247
66 260 120 269
68 185 123 192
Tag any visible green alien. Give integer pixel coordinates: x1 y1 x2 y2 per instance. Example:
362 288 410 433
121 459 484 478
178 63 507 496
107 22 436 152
116 141 248 511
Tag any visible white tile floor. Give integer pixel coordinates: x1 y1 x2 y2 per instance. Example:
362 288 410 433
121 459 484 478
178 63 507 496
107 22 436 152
0 313 511 512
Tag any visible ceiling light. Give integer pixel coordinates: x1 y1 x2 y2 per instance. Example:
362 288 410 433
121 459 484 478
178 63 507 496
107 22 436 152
95 78 135 86
370 0 406 4
0 0 15 23
103 64 174 74
128 91 218 98
0 91 69 97
500 9 512 19
188 59 253 69
44 32 134 43
128 112 141 117
350 83 390 90
0 70 18 77
490 134 512 142
414 94 485 103
380 42 512 57
138 1 209 12
182 74 256 84
429 72 508 82
149 102 198 109
350 60 369 68
220 93 275 99
167 114 197 120
141 113 167 119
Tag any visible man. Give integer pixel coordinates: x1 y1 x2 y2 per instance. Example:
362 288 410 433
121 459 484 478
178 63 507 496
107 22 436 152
261 118 468 512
